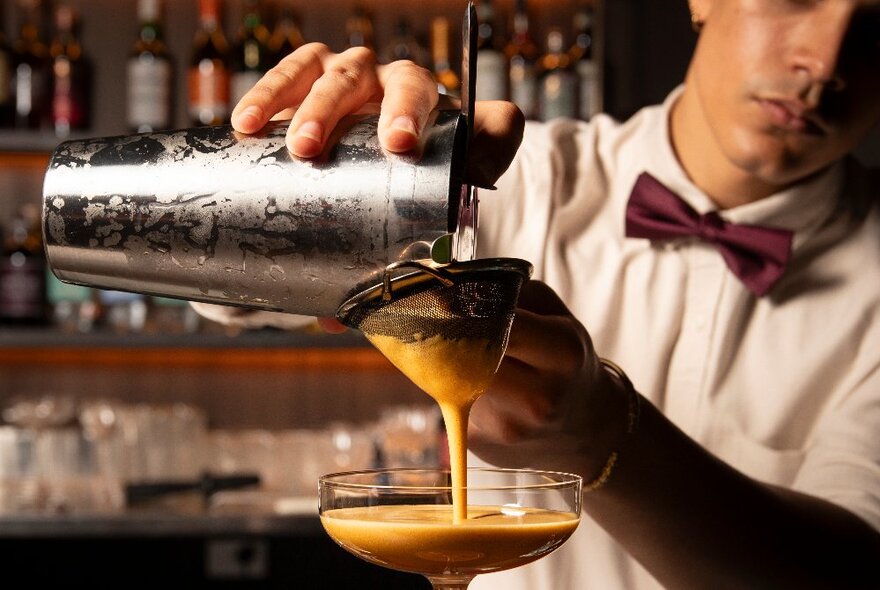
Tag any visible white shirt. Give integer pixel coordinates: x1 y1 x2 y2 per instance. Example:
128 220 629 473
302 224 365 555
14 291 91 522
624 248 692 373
469 88 880 590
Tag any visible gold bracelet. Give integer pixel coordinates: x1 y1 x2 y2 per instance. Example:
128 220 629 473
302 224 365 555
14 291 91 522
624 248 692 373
599 358 640 436
583 358 641 492
583 451 619 493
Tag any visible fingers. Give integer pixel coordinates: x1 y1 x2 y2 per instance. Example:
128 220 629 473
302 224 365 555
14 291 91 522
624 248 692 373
505 280 591 371
506 308 590 373
231 42 331 134
469 361 562 444
517 280 574 316
377 60 440 152
230 44 521 173
467 279 596 446
231 44 385 158
286 46 384 157
230 47 431 156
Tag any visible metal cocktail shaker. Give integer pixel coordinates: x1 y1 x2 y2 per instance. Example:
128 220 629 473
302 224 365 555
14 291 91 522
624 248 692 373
42 111 476 317
42 3 481 318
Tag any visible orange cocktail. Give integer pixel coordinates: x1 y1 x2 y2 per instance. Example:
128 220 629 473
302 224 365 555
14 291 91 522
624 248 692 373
319 468 582 590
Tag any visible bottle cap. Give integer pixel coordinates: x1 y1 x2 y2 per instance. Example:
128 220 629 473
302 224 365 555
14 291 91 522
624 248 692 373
138 0 162 21
199 0 220 22
55 5 75 32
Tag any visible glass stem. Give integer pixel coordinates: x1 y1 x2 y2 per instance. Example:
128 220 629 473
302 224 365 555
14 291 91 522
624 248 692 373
427 575 474 590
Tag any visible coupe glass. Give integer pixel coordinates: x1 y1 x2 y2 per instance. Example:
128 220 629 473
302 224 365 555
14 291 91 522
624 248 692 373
319 467 582 590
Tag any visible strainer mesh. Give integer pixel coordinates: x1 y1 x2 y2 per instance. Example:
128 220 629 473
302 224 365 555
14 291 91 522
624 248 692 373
339 268 526 345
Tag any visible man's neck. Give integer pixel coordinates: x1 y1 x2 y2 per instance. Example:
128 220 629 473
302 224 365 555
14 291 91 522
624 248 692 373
670 84 782 210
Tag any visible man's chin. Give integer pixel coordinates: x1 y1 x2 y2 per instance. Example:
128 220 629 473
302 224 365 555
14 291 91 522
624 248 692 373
726 137 831 190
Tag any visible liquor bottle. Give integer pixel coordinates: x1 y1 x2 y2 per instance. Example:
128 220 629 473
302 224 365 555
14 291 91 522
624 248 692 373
50 4 91 137
429 17 459 96
127 0 173 133
0 204 47 325
46 268 97 333
12 0 50 130
345 4 374 50
383 17 427 67
474 0 507 102
537 28 578 121
268 1 304 65
150 296 200 335
505 0 538 120
188 0 230 126
98 290 147 334
0 9 14 127
571 1 599 120
230 0 270 106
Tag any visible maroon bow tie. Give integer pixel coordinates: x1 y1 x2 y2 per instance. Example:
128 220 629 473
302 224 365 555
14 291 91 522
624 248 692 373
625 172 793 296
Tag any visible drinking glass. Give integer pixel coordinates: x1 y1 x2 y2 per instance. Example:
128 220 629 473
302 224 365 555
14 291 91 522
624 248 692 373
319 467 582 590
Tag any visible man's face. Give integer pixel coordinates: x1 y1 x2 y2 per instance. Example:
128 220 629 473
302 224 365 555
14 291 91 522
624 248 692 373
690 0 880 186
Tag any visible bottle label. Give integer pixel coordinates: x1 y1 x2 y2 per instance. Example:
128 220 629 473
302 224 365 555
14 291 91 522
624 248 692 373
188 59 229 124
475 50 507 102
577 60 599 120
0 255 45 320
128 56 172 130
509 60 537 119
0 52 10 104
231 71 262 107
52 57 88 131
15 62 49 121
539 71 578 121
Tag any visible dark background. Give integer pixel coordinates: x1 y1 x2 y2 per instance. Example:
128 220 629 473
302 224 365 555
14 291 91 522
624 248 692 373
1 0 875 162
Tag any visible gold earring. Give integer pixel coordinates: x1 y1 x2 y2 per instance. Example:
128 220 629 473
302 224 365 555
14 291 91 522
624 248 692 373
691 13 704 33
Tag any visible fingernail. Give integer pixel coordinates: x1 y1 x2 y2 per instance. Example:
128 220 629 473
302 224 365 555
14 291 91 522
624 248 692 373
295 121 323 143
235 105 263 129
389 115 417 137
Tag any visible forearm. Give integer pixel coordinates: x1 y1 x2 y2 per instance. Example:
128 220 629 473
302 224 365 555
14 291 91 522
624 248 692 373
587 393 880 589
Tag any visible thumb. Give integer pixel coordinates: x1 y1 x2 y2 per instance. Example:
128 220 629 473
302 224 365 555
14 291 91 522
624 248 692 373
466 101 525 188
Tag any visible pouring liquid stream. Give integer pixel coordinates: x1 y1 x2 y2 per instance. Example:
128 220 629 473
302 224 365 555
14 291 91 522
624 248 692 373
366 333 503 523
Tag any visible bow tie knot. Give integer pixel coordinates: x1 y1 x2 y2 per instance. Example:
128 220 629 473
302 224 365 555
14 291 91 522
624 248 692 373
625 172 793 297
696 211 725 242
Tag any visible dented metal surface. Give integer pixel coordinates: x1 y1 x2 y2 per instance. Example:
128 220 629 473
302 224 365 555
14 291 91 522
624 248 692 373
42 110 473 316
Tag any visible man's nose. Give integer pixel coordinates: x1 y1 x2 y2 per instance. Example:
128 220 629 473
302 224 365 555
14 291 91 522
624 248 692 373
789 4 854 100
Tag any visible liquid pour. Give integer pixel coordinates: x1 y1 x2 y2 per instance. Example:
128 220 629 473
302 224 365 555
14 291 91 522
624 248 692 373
366 333 504 523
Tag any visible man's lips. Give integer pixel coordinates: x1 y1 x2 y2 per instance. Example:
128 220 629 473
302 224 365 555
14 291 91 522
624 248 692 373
755 98 826 134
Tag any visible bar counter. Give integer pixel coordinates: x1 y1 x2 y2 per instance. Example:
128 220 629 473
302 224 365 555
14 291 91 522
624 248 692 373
0 502 429 587
0 505 321 538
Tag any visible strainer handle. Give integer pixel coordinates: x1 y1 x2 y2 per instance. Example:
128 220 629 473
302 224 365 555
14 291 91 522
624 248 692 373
381 261 455 301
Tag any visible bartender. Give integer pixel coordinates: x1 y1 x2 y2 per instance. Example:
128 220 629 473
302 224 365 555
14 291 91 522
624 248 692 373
198 0 880 588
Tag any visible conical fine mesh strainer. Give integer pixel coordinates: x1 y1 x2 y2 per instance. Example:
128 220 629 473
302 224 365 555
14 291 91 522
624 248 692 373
336 258 533 347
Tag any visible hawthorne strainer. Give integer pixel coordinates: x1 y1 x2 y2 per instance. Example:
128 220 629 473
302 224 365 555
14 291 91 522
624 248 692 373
335 258 533 346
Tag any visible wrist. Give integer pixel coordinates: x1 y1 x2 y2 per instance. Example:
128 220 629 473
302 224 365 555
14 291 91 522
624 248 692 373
583 358 641 492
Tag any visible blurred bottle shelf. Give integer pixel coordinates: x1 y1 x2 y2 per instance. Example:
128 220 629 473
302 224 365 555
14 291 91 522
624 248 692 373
0 0 602 152
0 129 91 155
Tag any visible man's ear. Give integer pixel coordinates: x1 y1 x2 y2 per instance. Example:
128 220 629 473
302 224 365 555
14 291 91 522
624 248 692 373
688 0 713 31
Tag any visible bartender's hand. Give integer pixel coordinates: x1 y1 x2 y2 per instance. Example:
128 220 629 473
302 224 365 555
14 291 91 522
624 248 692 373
469 280 632 478
230 43 525 189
